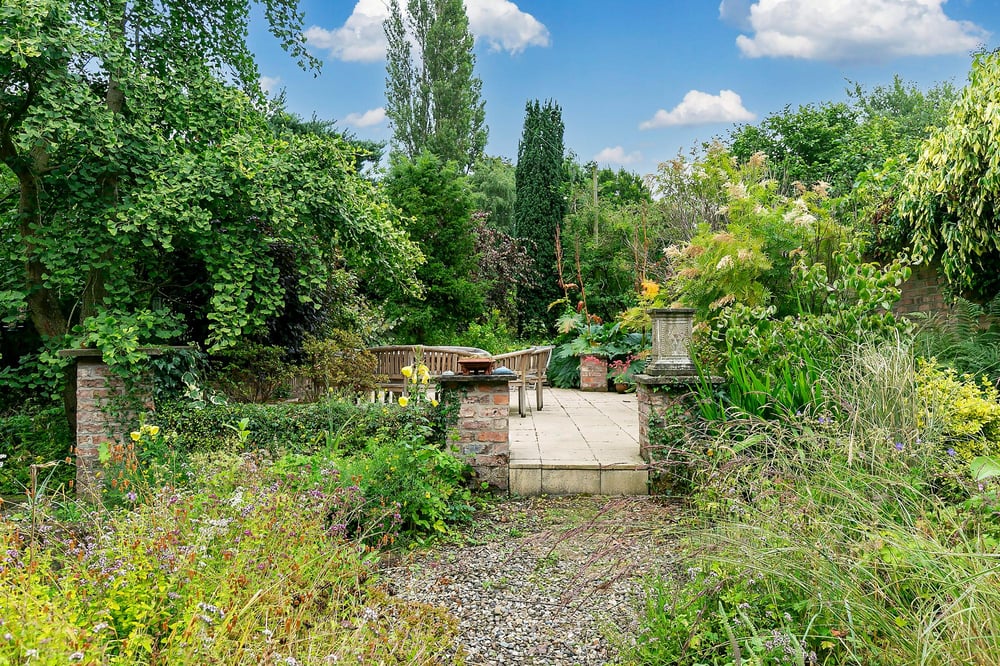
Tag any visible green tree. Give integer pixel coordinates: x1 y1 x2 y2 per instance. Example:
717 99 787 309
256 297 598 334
0 0 419 388
468 155 516 232
383 152 483 342
514 99 567 333
384 0 487 172
898 52 1000 304
728 102 858 193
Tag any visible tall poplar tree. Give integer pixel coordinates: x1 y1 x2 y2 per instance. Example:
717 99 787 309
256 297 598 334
514 99 567 332
384 0 487 172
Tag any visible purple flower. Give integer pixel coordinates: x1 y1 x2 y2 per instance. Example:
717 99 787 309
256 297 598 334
894 442 905 451
126 491 138 503
947 448 957 457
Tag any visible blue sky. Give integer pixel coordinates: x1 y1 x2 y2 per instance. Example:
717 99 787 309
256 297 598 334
249 0 1000 178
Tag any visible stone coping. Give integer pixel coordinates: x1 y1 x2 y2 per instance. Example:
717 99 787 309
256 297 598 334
634 373 723 386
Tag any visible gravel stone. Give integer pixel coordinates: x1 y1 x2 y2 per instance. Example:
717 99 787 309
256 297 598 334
381 495 680 665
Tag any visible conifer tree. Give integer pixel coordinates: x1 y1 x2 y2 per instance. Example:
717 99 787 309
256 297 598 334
514 100 567 332
384 0 487 172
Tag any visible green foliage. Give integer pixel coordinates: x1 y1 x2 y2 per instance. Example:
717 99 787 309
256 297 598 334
913 300 1000 385
701 247 911 418
646 143 732 241
559 164 660 322
468 155 516 232
156 397 452 458
669 152 846 320
384 0 487 171
898 52 1000 304
514 99 568 332
208 343 296 404
729 101 858 193
0 406 72 496
1 451 461 663
445 309 521 354
384 152 484 342
0 0 417 370
299 331 382 400
338 435 473 539
638 396 1000 665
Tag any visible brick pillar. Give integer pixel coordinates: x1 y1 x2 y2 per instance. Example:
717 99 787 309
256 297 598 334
635 374 710 462
579 355 608 392
59 349 153 501
438 374 512 491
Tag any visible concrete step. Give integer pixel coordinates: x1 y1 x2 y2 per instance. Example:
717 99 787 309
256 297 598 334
509 461 648 496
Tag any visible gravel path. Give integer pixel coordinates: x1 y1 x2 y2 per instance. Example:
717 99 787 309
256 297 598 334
381 495 681 665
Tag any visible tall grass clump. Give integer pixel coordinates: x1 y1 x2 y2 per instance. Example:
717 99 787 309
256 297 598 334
627 339 1000 666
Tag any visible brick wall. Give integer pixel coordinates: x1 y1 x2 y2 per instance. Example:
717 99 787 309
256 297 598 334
438 375 512 491
895 262 948 316
635 375 706 462
579 356 608 392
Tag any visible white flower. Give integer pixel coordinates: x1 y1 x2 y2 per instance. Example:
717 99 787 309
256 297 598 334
716 255 734 270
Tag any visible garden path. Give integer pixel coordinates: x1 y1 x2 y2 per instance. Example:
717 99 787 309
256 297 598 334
508 388 648 495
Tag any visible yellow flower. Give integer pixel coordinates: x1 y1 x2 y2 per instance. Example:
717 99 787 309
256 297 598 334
425 492 431 499
148 425 160 437
421 375 429 385
431 399 439 407
417 364 429 376
401 366 413 378
398 396 409 407
130 431 141 442
641 280 660 299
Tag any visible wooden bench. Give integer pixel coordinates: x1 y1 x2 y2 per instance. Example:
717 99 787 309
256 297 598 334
367 345 488 397
493 346 554 417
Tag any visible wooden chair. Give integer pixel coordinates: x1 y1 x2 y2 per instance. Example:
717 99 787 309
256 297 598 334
493 345 554 417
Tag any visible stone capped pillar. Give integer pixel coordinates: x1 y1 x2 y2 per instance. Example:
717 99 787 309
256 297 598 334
59 349 155 500
437 374 512 491
579 355 608 392
635 374 703 462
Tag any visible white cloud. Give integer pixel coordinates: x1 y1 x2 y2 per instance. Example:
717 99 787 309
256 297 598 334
735 0 988 62
304 0 388 63
465 0 550 53
306 0 549 63
344 107 387 128
593 146 643 166
258 75 281 93
640 90 755 129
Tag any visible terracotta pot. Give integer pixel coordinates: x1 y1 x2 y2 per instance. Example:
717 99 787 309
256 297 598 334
615 382 628 394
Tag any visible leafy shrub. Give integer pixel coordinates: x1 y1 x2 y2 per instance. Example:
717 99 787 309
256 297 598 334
208 342 297 403
156 396 453 457
0 406 73 496
916 359 1000 498
445 309 521 353
298 330 382 400
338 435 473 539
698 247 911 419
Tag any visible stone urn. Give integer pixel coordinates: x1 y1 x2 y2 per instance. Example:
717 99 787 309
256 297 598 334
644 308 696 376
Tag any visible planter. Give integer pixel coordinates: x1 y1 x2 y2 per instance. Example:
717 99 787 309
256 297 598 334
615 382 629 394
645 308 696 376
579 355 608 392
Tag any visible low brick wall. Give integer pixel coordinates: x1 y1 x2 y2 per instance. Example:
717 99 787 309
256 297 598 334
635 374 706 462
579 356 608 392
438 374 512 491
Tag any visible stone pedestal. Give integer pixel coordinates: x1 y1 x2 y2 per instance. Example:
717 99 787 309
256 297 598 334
437 374 512 491
579 355 608 392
